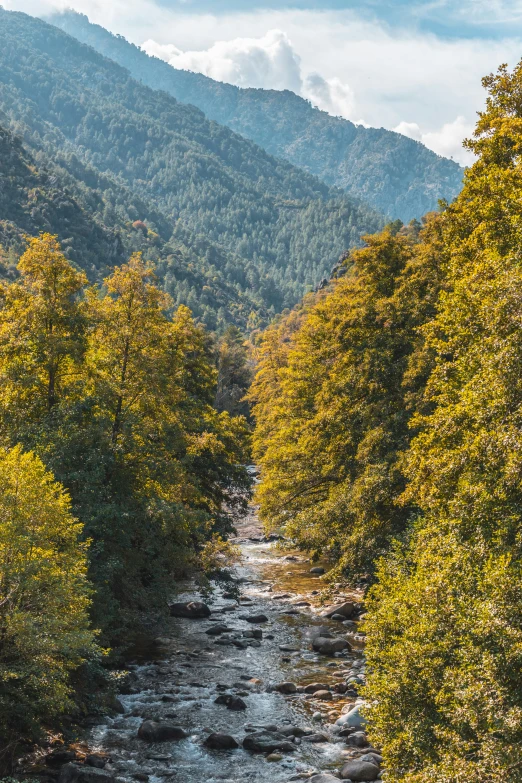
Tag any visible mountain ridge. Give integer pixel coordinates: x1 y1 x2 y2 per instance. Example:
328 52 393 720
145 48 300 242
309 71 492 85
0 8 382 330
50 10 464 222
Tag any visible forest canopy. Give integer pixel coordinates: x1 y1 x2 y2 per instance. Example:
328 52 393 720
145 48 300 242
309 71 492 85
251 60 522 782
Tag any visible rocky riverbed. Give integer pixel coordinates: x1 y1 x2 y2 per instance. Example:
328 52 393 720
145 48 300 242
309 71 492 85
39 505 382 783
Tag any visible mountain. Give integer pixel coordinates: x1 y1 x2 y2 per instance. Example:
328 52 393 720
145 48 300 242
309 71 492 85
0 9 383 331
50 10 464 222
0 124 124 276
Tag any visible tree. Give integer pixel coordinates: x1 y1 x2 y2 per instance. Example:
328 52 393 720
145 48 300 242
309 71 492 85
364 62 522 783
215 325 252 419
0 445 97 759
0 233 87 435
251 222 442 576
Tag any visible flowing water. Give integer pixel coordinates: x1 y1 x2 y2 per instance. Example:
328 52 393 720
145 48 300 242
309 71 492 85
73 505 368 783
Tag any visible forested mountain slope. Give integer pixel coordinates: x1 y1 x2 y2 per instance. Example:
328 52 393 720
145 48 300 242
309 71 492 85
0 9 382 330
0 125 125 275
51 10 464 222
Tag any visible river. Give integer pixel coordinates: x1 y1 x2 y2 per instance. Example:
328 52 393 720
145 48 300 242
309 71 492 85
63 503 376 783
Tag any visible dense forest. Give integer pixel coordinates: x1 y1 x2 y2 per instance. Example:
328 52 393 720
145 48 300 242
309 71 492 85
2 6 522 783
50 10 464 223
251 62 522 782
0 233 252 757
0 8 383 332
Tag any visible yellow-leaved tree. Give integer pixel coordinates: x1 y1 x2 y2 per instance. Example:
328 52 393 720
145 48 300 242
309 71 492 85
0 446 97 759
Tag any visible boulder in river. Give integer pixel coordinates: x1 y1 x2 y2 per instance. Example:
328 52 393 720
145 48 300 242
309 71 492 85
310 567 325 575
169 601 211 619
302 732 329 743
277 725 311 738
59 764 114 783
239 613 268 623
336 704 367 729
312 636 350 655
322 601 358 619
309 775 342 783
305 626 333 640
275 682 297 694
311 689 332 700
46 751 77 767
304 682 330 694
242 730 296 754
340 759 380 781
137 721 188 742
204 733 239 750
84 755 106 769
205 623 229 635
214 694 247 710
345 730 369 747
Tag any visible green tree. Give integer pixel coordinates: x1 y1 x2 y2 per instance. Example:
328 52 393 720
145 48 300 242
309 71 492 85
0 233 87 435
251 222 442 576
364 62 522 783
215 325 252 419
0 445 97 758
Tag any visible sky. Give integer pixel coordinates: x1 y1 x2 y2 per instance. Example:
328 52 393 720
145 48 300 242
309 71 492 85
7 0 522 165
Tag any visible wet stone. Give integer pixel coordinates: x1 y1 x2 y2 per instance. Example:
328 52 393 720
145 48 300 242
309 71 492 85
58 764 115 783
340 759 380 781
203 732 239 750
239 613 269 623
275 682 297 694
169 601 211 619
205 623 229 635
137 720 188 742
242 731 296 754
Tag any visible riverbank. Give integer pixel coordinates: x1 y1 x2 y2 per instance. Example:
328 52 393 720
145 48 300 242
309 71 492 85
26 506 382 783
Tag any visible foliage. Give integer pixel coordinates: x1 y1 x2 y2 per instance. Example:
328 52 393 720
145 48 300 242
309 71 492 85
52 10 464 222
215 325 253 419
0 8 383 331
0 445 97 756
250 219 442 575
363 61 522 782
0 236 250 645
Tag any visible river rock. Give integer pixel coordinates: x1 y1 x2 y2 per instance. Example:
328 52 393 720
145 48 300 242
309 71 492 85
205 623 229 635
360 752 383 765
275 682 297 694
305 626 334 640
84 756 106 769
336 704 367 729
242 731 296 754
46 750 77 767
59 764 114 783
169 601 211 619
239 613 268 623
277 726 311 738
302 732 329 742
345 730 369 747
340 759 380 781
204 733 239 750
312 689 332 700
309 775 342 783
322 602 358 619
137 721 188 742
304 682 329 693
229 696 247 710
312 636 350 655
310 567 325 575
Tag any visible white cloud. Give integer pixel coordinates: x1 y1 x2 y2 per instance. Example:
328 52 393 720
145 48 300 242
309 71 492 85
8 0 522 166
394 116 475 165
143 30 366 124
303 73 360 121
142 29 303 92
